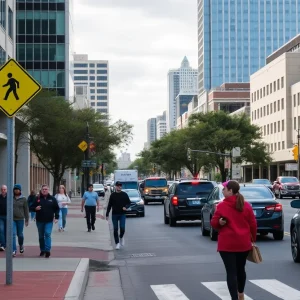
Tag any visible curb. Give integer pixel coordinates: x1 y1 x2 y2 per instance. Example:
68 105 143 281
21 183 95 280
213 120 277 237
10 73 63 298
64 258 89 300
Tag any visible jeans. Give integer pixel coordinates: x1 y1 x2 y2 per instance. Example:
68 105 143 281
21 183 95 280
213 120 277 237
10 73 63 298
58 208 68 229
85 206 96 230
0 216 6 247
112 214 126 244
219 251 250 300
30 212 35 220
13 220 25 252
36 222 53 252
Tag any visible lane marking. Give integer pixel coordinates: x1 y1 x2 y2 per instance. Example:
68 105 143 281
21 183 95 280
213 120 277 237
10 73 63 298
151 284 189 300
250 279 300 299
202 282 253 300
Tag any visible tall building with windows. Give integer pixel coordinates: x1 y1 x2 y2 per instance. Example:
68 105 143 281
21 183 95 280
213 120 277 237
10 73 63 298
147 118 157 145
156 111 167 140
73 53 109 116
167 57 197 132
198 0 300 94
16 0 74 99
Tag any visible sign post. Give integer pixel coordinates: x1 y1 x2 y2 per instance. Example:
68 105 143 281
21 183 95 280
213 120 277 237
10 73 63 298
0 59 42 284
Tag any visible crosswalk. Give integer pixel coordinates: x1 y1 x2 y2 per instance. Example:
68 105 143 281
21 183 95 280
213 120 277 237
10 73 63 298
150 279 300 299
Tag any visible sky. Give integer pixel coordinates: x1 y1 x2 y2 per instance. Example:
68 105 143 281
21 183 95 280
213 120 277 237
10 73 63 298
73 0 198 161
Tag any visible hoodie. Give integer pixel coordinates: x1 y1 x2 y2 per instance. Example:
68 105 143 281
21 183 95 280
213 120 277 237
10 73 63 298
211 195 257 252
13 195 29 222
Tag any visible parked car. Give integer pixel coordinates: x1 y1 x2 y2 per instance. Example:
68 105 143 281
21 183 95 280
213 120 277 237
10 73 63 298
201 184 284 241
273 176 300 199
93 183 105 197
251 179 273 191
164 180 217 227
123 189 145 217
290 199 300 262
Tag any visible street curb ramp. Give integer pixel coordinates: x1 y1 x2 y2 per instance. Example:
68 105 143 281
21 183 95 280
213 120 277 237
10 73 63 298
64 258 89 300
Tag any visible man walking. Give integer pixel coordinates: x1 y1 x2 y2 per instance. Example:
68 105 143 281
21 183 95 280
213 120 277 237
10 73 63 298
81 184 100 232
0 185 7 251
30 184 59 258
106 181 131 250
12 184 29 257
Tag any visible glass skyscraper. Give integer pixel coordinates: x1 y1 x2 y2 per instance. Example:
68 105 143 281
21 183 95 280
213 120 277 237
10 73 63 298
16 0 73 99
198 0 300 93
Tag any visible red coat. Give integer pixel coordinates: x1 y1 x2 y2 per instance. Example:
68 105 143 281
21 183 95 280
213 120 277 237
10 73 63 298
211 195 257 252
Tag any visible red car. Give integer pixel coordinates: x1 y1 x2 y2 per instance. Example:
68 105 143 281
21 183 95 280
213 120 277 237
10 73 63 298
273 176 300 199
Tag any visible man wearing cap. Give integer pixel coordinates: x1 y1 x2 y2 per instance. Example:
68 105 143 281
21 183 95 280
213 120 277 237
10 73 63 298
12 184 29 257
106 181 131 250
81 184 100 232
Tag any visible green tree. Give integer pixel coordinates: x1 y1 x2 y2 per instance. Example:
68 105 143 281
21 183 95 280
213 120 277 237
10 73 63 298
17 90 133 194
128 157 152 176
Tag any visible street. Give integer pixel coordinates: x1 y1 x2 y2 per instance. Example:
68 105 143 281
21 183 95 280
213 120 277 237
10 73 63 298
110 199 300 300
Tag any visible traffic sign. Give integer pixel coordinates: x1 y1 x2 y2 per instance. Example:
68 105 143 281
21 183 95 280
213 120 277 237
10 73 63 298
81 160 96 168
89 170 93 176
232 163 242 179
0 59 42 117
78 140 88 152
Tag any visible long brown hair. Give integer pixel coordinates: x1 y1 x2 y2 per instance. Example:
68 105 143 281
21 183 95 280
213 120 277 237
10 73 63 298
58 185 67 196
226 180 245 212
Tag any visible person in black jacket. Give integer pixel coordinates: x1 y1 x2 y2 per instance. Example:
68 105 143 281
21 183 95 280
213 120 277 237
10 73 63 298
30 184 59 258
106 181 131 250
27 190 36 221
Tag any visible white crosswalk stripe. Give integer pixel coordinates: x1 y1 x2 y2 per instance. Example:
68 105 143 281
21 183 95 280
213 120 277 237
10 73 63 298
150 279 300 300
202 281 253 300
151 284 189 300
250 279 300 300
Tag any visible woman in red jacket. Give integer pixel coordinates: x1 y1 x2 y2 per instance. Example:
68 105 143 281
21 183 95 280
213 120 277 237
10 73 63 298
211 180 257 300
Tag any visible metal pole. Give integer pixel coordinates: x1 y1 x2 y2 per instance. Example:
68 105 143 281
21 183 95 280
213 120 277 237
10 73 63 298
85 123 90 189
298 132 300 180
6 116 15 285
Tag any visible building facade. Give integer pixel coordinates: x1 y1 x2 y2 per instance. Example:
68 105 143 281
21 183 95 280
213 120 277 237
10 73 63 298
117 152 132 170
16 0 74 100
147 118 156 145
250 51 300 181
73 53 109 117
156 111 167 140
198 0 300 94
167 57 197 132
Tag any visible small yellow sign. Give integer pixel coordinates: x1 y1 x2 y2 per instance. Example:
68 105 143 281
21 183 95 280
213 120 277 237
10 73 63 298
89 170 93 176
78 140 88 152
0 59 42 117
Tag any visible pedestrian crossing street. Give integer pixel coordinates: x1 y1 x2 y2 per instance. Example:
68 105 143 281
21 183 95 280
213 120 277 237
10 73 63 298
150 279 300 299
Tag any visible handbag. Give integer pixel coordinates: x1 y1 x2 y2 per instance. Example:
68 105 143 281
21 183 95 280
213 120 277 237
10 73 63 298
247 234 262 264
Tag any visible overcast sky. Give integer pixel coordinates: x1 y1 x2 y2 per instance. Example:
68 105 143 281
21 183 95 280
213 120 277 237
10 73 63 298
74 0 198 161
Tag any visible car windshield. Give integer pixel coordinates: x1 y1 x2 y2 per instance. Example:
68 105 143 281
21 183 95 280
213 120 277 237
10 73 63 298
121 182 138 189
93 184 103 189
281 177 299 183
125 190 140 197
253 179 271 184
176 182 214 195
239 187 273 199
145 179 167 187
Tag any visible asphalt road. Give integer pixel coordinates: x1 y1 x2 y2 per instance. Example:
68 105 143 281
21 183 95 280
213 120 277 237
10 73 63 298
111 199 300 300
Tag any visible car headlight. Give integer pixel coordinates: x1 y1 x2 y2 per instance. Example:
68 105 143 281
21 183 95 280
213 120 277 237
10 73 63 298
164 188 168 192
145 189 149 194
283 185 288 189
137 200 144 205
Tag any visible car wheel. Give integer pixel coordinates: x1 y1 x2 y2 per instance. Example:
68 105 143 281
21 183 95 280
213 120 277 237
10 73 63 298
210 226 218 241
291 228 300 263
139 212 145 217
164 206 169 224
169 210 176 227
273 230 284 240
201 215 209 236
144 200 148 205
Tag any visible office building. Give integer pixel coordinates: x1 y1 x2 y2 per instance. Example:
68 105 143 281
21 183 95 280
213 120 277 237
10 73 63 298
73 84 90 110
16 0 74 100
147 118 157 145
73 54 109 116
156 111 167 140
175 92 197 119
117 152 132 169
167 57 197 132
198 0 300 94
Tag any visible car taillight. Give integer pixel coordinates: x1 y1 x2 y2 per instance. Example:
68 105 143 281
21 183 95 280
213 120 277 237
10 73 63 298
265 203 282 212
171 196 178 206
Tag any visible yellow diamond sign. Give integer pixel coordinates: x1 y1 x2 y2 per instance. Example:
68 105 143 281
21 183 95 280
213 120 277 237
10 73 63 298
0 59 42 117
78 140 88 152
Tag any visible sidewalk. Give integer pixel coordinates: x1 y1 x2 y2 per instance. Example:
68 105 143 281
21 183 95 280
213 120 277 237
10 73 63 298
0 195 115 299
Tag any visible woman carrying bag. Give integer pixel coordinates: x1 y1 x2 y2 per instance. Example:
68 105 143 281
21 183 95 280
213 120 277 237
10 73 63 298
211 180 258 300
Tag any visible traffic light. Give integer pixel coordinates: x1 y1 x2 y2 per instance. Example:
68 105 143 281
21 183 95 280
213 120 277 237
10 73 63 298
187 148 191 161
292 144 299 161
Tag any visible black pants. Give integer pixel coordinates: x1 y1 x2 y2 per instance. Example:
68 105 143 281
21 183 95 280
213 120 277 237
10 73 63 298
219 251 249 300
85 206 96 230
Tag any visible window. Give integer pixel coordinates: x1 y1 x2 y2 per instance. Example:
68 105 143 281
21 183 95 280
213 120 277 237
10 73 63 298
257 91 259 100
89 83 95 87
97 89 107 94
277 100 280 111
270 83 272 93
97 69 107 74
277 79 280 90
264 125 266 136
0 0 6 29
96 102 107 106
281 76 284 88
8 7 13 39
294 117 297 130
278 121 280 132
273 101 276 112
97 82 107 87
89 63 95 68
267 105 269 115
90 89 95 94
97 96 107 100
298 93 300 106
0 46 6 66
274 81 276 92
97 63 107 68
274 122 276 133
260 89 262 98
91 102 95 106
74 76 88 80
271 123 273 134
263 87 265 97
263 106 266 116
74 63 88 68
74 70 88 74
271 144 273 152
274 143 277 151
294 94 296 107
98 108 108 113
97 76 107 81
267 85 269 95
282 141 285 149
89 76 95 80
281 98 284 109
90 96 95 100
89 70 95 74
282 120 284 131
278 142 280 150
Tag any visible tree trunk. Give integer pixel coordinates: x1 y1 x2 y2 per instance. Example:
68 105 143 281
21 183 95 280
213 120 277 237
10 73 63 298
52 176 62 195
219 165 227 182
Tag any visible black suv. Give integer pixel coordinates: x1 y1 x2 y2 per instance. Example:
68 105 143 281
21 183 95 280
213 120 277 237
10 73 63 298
164 180 217 227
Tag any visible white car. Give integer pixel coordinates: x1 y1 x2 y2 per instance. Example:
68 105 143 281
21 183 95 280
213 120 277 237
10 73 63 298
93 183 105 197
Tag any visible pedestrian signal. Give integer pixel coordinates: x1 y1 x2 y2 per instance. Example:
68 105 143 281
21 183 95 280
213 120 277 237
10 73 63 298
292 145 299 161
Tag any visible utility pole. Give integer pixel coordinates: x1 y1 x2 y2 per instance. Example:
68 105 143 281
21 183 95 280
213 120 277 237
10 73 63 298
84 122 91 190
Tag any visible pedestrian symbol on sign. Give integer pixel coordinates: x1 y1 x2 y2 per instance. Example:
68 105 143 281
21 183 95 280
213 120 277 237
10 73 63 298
3 73 19 100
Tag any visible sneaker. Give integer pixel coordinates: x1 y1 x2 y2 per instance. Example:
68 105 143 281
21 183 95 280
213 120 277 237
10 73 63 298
12 251 16 257
0 246 5 251
92 224 95 231
45 251 51 258
87 229 91 232
115 243 120 250
120 238 125 247
40 251 45 257
20 246 24 253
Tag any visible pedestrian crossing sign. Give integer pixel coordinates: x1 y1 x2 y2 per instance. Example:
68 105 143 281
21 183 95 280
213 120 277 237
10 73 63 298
0 59 42 117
